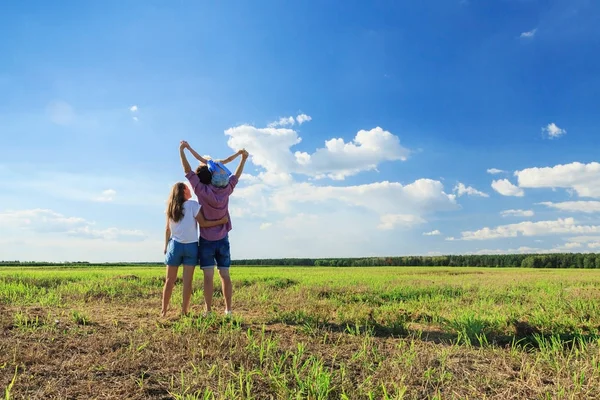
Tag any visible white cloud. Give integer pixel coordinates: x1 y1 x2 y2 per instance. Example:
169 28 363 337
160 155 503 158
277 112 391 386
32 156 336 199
515 162 600 198
564 236 600 244
93 189 117 203
133 116 139 122
423 230 441 236
0 209 146 241
47 101 75 126
377 214 426 230
130 105 138 112
225 124 410 180
296 114 312 124
259 222 272 230
468 246 546 255
454 182 489 198
520 29 537 38
487 168 505 175
460 218 600 241
268 114 312 128
491 179 524 197
500 209 534 217
542 122 566 139
268 116 296 128
564 236 600 250
266 179 458 216
539 201 600 213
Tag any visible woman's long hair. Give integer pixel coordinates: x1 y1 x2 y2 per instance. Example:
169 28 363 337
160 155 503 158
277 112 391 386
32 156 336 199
166 182 187 223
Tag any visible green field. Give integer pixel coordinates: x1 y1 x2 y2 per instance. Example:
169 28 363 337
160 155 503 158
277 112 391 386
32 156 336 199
1 266 600 399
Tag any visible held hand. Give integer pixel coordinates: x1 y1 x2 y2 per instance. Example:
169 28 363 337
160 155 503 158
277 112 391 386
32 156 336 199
241 149 249 159
179 140 189 150
221 216 229 224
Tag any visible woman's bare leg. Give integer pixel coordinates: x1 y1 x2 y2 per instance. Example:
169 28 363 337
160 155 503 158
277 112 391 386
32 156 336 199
161 266 179 317
181 265 195 315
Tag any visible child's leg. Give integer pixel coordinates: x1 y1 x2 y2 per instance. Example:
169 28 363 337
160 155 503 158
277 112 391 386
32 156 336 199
218 268 232 313
161 266 179 317
199 238 217 314
215 235 232 313
202 267 215 313
181 265 195 315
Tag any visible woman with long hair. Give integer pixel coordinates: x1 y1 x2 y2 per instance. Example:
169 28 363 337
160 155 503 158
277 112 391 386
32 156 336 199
162 182 228 317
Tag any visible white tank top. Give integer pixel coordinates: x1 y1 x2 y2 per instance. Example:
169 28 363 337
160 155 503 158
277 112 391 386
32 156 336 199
169 200 200 244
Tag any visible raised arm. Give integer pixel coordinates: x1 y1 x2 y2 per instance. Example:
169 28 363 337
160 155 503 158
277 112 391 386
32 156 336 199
196 212 229 228
179 141 192 174
218 150 242 165
186 143 209 164
234 149 249 179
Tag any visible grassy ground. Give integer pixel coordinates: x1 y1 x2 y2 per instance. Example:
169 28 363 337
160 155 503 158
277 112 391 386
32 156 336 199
1 266 600 399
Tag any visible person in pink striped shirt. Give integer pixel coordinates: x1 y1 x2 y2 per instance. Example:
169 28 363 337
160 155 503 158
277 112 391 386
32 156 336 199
179 140 249 316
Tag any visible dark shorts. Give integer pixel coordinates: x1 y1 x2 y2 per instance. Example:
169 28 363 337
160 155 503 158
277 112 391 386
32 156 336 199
199 235 231 269
165 239 198 266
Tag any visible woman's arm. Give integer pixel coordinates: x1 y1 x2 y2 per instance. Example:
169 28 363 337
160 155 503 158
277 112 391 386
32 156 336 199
164 215 171 254
179 141 192 174
196 212 229 228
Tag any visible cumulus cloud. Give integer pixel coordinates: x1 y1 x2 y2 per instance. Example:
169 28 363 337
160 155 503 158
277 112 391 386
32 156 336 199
0 209 146 241
520 29 537 38
491 179 524 197
567 236 600 249
538 201 600 213
454 182 489 198
515 162 600 198
225 124 410 180
468 246 546 255
296 114 312 124
230 177 457 233
460 218 600 241
267 179 458 216
93 189 117 202
500 209 534 217
542 122 566 139
423 230 441 236
130 105 138 112
267 114 312 128
487 168 505 175
268 116 296 128
377 214 426 230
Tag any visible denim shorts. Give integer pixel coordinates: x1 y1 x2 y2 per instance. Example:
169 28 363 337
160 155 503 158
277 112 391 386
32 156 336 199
165 239 198 266
199 235 231 269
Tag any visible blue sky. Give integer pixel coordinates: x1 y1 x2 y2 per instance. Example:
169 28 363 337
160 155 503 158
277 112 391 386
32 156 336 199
2 0 600 261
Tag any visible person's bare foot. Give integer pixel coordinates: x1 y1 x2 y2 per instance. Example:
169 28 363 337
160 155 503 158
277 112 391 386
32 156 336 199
161 310 167 318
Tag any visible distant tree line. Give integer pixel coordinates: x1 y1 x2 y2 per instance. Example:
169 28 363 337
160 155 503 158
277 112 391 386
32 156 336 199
0 261 156 267
3 253 600 268
232 253 600 268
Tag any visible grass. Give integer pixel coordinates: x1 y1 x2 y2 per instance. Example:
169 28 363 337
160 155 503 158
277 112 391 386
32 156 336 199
1 266 600 398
